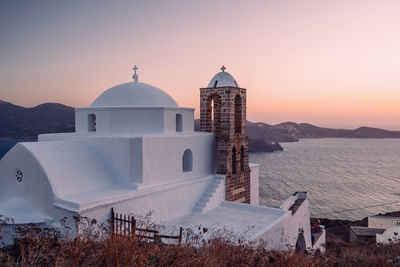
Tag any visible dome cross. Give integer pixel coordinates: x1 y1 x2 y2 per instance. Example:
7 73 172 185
221 65 226 72
133 65 139 82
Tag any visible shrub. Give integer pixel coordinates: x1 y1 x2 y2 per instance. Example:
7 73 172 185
0 216 400 266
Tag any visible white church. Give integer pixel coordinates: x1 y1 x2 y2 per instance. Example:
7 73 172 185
0 66 325 251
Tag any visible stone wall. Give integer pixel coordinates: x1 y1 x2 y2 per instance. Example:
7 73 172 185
199 86 250 203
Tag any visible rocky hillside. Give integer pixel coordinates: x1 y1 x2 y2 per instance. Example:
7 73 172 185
0 100 74 139
273 121 400 139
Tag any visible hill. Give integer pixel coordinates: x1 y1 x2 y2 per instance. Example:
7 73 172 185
272 121 400 139
0 100 74 139
3 100 400 152
193 120 284 152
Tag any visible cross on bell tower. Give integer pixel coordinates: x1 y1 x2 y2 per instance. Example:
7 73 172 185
199 66 250 203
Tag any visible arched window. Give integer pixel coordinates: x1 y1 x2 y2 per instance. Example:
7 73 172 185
88 113 96 132
201 94 221 134
234 94 242 133
176 114 183 132
182 149 193 172
211 95 221 133
232 147 237 174
240 146 245 172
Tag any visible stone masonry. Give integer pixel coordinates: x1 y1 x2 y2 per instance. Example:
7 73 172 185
200 86 250 203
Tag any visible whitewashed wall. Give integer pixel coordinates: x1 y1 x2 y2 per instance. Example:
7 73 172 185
0 144 55 220
369 216 400 229
141 134 215 185
81 175 216 223
75 107 194 135
249 163 259 205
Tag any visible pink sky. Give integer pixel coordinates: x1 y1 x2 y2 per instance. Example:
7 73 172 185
1 1 400 129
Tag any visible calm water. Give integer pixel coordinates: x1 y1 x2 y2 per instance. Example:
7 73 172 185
250 138 400 220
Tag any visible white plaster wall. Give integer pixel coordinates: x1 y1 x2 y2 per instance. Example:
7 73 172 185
312 229 326 253
376 226 400 244
76 137 143 188
254 212 292 250
37 136 138 187
75 109 111 134
141 134 215 185
369 216 400 229
21 141 118 199
282 198 313 250
163 108 194 133
249 163 259 205
0 144 79 246
0 144 55 219
81 176 215 223
76 108 163 134
129 138 143 184
76 107 194 135
108 109 163 134
202 175 225 212
37 133 215 189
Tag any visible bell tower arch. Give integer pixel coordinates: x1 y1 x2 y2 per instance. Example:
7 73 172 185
200 66 250 203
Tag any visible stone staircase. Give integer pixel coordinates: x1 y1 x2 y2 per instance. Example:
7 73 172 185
193 175 225 213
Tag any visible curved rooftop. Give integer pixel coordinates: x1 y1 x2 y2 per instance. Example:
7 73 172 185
207 66 239 88
91 82 178 108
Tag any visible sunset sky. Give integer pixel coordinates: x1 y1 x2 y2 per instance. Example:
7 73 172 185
1 0 400 129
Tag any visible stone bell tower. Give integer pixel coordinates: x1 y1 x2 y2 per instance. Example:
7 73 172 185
200 66 250 203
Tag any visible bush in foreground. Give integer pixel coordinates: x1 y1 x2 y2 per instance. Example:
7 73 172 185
1 217 400 266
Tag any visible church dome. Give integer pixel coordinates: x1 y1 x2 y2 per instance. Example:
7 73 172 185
91 82 178 108
207 66 239 88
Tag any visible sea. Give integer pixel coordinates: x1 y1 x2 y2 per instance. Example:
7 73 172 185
250 138 400 220
1 139 400 221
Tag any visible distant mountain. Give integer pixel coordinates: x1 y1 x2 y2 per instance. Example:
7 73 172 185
272 121 400 139
194 120 285 152
0 100 74 139
195 119 400 152
3 99 400 152
246 121 298 142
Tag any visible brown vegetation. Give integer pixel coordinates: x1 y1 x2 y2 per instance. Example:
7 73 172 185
1 216 400 266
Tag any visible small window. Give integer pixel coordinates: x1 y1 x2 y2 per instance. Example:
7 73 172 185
182 149 193 172
232 147 237 174
234 94 242 133
213 80 218 88
240 146 245 172
176 114 183 132
88 113 96 132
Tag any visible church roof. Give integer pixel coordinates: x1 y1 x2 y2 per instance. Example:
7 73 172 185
20 141 119 204
207 66 239 88
165 201 289 240
91 82 178 108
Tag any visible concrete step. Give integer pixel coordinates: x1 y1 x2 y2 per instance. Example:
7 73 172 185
196 202 206 208
200 196 210 202
193 207 202 213
193 177 224 213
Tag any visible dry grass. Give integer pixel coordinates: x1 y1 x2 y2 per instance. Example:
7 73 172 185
1 216 400 266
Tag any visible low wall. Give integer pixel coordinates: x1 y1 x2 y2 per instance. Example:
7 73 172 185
249 163 259 205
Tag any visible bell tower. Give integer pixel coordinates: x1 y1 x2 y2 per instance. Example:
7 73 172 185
200 66 250 203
